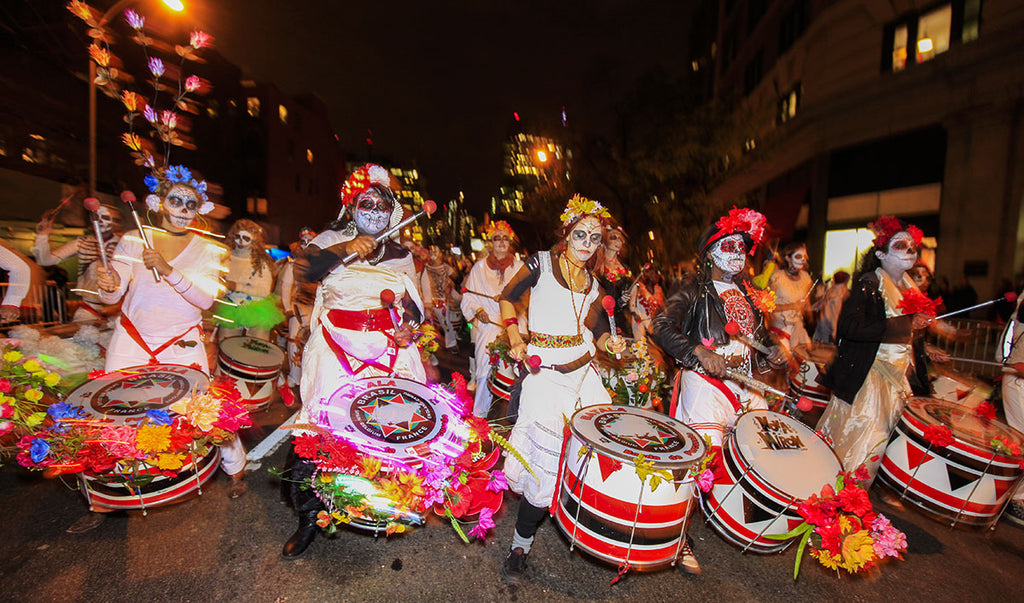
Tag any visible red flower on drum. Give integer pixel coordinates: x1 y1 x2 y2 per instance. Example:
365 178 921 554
897 289 942 316
990 435 1022 457
837 485 873 517
923 424 954 447
294 433 321 459
976 401 997 420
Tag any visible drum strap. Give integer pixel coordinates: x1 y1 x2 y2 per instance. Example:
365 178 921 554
80 301 105 319
550 353 594 374
769 327 791 340
694 372 741 413
119 314 200 365
320 325 398 375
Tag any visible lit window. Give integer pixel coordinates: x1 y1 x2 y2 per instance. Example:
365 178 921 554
279 104 288 124
777 83 801 124
885 1 979 73
892 25 908 72
916 4 952 64
246 97 260 117
306 149 314 163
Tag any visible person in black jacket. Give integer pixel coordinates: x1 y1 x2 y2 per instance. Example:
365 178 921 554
816 216 936 485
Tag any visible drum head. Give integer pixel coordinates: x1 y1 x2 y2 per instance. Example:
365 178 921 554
569 405 706 470
906 397 1024 458
320 377 462 457
732 410 841 500
219 336 285 369
65 364 209 425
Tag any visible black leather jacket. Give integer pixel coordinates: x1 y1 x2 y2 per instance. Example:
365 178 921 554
652 270 774 373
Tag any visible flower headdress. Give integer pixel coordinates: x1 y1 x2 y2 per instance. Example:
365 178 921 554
142 164 214 214
868 215 924 249
702 206 768 255
340 164 393 208
483 220 516 241
559 194 611 225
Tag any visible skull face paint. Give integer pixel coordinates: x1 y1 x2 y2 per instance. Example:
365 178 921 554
162 183 200 229
876 231 918 276
353 188 392 235
490 233 511 259
234 230 253 250
709 234 748 277
95 206 118 234
605 229 624 254
788 247 808 272
567 216 603 263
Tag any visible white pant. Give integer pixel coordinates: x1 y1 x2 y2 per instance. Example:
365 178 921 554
674 370 767 449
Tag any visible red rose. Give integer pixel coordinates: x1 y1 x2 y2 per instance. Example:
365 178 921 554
976 402 997 420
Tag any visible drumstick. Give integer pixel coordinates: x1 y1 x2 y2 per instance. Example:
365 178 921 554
380 289 401 330
935 292 1017 320
602 295 622 359
121 191 161 283
41 195 73 225
461 286 500 301
342 200 437 265
725 368 814 412
724 321 772 355
82 197 110 272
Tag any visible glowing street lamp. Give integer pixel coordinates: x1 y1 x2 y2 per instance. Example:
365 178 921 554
88 0 185 195
536 150 548 163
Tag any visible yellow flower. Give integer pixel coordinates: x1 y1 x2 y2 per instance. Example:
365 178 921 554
155 453 185 470
44 373 61 387
812 549 842 570
385 522 406 536
3 350 23 362
22 359 41 373
332 511 350 524
136 424 172 453
360 456 382 479
839 530 876 572
170 393 222 431
122 132 143 152
24 389 43 402
320 473 334 483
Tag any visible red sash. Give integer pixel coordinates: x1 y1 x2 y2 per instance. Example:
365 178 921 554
321 308 399 375
119 314 200 365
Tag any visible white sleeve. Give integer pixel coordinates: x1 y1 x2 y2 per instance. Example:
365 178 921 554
98 234 136 304
280 262 295 311
34 234 79 266
0 244 33 308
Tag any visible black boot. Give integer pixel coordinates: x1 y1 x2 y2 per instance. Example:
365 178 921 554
282 511 319 558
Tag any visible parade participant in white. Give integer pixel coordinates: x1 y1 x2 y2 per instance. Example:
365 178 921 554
420 245 460 350
0 240 39 323
499 195 626 578
768 242 814 352
460 220 524 417
215 219 282 341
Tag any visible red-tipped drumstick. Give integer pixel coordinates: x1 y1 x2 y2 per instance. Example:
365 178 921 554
723 367 812 411
121 190 161 283
380 289 401 330
724 321 772 355
527 354 542 374
602 295 622 359
934 291 1017 320
82 197 110 272
343 199 438 265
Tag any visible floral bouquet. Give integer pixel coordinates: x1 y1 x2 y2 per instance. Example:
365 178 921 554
15 376 251 488
486 335 513 367
0 347 65 460
767 465 908 579
897 289 942 316
290 374 522 541
413 323 440 362
601 339 668 410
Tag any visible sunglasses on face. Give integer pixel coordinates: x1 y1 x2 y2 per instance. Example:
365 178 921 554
166 194 198 212
718 239 746 254
571 229 603 246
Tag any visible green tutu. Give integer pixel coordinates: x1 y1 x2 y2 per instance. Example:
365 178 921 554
214 294 286 330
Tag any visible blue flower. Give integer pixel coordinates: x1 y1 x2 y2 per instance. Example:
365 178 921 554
144 173 160 192
29 438 50 463
195 180 207 195
145 409 172 425
47 402 82 421
166 165 191 184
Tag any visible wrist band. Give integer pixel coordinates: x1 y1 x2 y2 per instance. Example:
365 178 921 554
504 317 519 327
604 337 613 354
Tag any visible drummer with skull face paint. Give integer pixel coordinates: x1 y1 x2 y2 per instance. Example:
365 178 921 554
652 207 786 575
214 219 284 341
768 241 814 352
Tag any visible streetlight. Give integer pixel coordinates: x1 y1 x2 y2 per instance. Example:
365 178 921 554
536 150 548 163
88 0 185 195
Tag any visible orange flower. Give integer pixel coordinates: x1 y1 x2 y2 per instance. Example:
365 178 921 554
88 44 110 67
135 424 171 453
121 91 141 112
122 132 143 151
67 1 92 22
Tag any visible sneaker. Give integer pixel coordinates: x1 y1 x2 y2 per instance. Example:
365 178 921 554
501 547 528 578
677 537 702 575
1005 501 1024 527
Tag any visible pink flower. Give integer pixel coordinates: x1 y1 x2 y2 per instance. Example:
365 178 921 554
0 421 12 437
467 507 496 540
123 9 144 29
697 468 715 492
700 337 716 349
143 105 158 123
486 470 508 493
0 378 10 393
184 75 201 92
0 402 12 419
148 57 165 78
625 372 638 383
161 111 177 129
100 425 141 459
189 30 211 49
870 514 907 559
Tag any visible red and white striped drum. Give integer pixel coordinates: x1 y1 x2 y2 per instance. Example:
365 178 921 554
215 336 285 412
487 355 517 402
701 410 842 553
553 405 706 571
66 364 219 510
787 343 835 409
878 397 1024 528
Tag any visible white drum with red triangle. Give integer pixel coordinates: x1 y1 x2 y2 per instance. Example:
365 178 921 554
215 336 285 412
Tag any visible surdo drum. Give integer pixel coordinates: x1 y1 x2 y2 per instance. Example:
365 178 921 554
787 343 835 409
65 364 219 510
215 336 285 411
878 397 1024 528
487 353 517 402
553 405 706 571
701 410 842 553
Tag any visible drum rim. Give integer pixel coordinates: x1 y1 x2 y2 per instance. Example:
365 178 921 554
65 363 210 421
568 404 706 470
904 396 1024 461
729 409 844 500
217 335 285 368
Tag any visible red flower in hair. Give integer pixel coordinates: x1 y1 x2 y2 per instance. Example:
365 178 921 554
869 215 903 248
906 225 925 247
714 207 767 254
897 289 941 316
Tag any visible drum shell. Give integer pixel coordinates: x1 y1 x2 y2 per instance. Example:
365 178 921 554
878 400 1024 528
787 360 831 409
82 448 220 510
487 356 516 402
216 337 284 412
553 429 695 571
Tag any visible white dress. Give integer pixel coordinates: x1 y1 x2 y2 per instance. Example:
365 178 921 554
503 251 612 509
769 270 813 350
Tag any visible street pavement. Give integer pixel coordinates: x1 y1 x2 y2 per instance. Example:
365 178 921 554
3 347 1024 602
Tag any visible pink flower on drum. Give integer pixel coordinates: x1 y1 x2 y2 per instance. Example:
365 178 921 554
700 337 716 349
697 468 715 493
487 470 508 493
625 372 639 383
870 514 908 559
99 425 141 459
0 402 12 419
0 421 13 437
184 75 201 92
468 507 496 541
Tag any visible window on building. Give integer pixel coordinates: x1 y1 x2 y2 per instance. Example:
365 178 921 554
279 104 288 125
777 83 802 124
778 0 808 54
883 0 982 73
246 97 260 118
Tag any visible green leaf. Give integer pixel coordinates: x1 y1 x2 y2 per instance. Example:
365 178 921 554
793 529 812 580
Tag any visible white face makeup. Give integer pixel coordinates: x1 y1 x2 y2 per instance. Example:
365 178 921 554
876 231 918 276
162 183 199 228
567 216 603 263
353 189 392 235
96 206 118 234
789 248 808 272
605 229 624 253
234 230 253 250
709 234 748 277
490 233 511 259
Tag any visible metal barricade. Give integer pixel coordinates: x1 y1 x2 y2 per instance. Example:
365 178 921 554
928 318 1005 380
0 281 68 328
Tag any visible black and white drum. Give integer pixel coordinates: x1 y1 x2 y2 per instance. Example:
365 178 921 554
215 336 285 411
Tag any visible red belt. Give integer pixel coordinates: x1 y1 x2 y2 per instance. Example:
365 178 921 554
669 370 741 417
326 308 393 332
119 314 201 365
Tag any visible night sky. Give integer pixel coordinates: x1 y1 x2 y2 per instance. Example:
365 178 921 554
205 0 697 211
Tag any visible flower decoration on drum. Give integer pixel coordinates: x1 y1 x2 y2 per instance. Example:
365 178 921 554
0 346 65 459
923 424 954 448
976 401 998 421
896 289 942 316
632 454 675 493
869 215 924 249
767 465 908 579
600 340 668 410
990 435 1023 457
743 281 777 314
710 207 768 255
686 434 718 493
414 323 441 361
559 194 611 225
